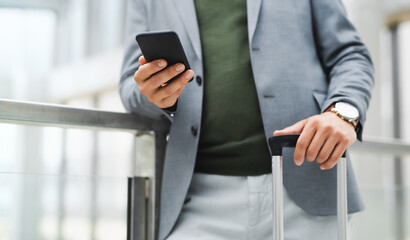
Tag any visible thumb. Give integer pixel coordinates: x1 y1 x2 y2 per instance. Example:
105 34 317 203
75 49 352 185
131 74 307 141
274 119 307 136
139 55 147 65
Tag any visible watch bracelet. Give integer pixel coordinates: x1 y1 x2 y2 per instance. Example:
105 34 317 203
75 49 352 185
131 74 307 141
330 108 357 128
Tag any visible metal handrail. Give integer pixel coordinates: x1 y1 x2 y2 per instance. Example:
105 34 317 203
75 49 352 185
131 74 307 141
351 137 410 156
0 98 168 133
2 98 410 156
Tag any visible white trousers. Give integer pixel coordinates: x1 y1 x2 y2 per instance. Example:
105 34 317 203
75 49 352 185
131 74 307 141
166 172 353 240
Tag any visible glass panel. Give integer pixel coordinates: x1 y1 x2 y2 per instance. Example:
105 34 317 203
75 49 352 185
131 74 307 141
350 151 410 239
0 173 127 240
0 123 135 239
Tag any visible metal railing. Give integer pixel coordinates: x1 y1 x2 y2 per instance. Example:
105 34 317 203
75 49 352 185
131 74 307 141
1 98 410 240
350 137 410 156
0 98 170 240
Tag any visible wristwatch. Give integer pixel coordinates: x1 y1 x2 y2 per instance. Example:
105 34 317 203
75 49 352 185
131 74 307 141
330 102 360 128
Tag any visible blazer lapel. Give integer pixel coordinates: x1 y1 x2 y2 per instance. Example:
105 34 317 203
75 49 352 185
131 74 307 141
172 0 202 61
246 0 263 44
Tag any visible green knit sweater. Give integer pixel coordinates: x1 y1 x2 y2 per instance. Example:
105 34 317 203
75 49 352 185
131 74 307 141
194 0 271 176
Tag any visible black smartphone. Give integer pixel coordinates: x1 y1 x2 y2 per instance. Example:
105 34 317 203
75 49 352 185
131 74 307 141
135 30 192 83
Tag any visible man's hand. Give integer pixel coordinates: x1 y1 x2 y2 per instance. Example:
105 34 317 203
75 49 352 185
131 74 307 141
134 56 194 109
273 112 357 170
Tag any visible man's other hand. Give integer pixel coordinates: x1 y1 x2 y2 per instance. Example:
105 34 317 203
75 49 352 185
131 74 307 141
134 56 194 109
273 112 357 170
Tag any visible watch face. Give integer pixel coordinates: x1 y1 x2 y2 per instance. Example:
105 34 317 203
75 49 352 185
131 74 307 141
335 102 359 119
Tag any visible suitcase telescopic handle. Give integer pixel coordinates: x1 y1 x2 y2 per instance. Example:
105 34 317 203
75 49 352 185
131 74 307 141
268 134 300 156
268 134 346 157
267 134 348 240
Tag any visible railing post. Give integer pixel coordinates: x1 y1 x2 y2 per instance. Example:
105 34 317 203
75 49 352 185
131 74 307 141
127 177 149 240
153 130 168 240
129 128 168 240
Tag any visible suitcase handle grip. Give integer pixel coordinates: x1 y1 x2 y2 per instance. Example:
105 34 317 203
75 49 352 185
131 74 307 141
268 134 300 156
268 134 346 157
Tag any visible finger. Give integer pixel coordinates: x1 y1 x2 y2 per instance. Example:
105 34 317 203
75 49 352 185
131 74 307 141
134 59 167 85
315 135 338 164
320 142 348 170
144 63 186 94
305 127 329 162
274 119 307 136
158 86 185 108
294 120 317 166
155 70 193 100
139 55 147 65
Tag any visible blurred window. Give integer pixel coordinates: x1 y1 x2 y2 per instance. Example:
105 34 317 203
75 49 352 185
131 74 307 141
398 21 410 143
0 8 56 101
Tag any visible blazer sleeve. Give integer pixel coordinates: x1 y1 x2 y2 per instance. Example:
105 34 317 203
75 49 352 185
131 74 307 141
119 0 174 122
310 0 375 141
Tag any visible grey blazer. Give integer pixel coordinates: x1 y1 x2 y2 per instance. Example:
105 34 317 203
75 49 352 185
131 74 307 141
120 0 374 239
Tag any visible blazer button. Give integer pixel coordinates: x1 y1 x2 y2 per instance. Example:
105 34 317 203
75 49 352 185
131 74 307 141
196 76 202 86
191 126 198 136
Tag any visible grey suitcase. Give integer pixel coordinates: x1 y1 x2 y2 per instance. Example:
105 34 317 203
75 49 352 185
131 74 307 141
268 134 348 240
